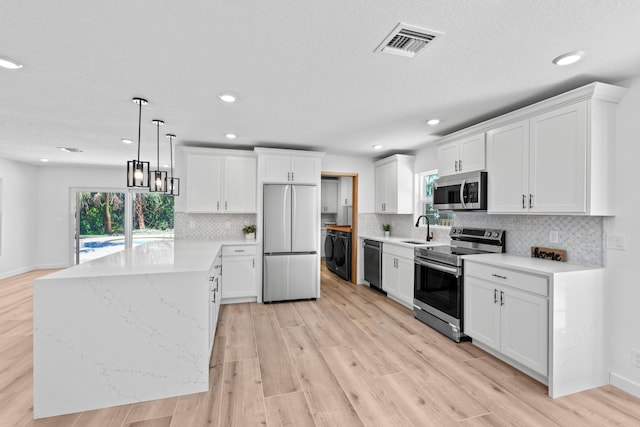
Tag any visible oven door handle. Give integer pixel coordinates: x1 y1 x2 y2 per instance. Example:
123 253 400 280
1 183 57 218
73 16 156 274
415 258 461 277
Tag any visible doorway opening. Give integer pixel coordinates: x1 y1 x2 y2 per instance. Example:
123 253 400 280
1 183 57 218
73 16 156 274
72 190 175 264
320 172 358 284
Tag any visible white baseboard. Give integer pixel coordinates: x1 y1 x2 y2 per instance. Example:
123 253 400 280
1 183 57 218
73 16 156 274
0 264 68 280
610 372 640 398
0 265 37 280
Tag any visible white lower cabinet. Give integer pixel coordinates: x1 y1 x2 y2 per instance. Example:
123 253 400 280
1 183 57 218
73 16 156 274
464 261 548 377
382 243 414 308
221 245 257 303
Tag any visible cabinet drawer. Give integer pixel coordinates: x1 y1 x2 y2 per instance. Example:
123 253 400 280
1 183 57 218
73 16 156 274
465 261 548 297
383 243 414 259
222 245 257 256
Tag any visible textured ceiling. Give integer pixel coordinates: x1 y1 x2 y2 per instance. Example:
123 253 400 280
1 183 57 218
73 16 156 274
2 0 640 167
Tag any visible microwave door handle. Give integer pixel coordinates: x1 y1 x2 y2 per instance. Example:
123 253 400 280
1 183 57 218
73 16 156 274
459 179 467 209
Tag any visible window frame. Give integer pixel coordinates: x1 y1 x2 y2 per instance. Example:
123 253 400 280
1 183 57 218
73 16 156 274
414 169 453 228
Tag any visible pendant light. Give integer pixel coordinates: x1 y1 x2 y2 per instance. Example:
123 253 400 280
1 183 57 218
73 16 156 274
127 97 150 188
149 119 167 192
164 133 180 196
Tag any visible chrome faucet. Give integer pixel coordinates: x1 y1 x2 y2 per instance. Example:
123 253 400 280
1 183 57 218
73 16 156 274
415 215 433 242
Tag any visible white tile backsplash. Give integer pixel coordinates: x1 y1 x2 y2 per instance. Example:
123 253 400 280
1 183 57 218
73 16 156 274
358 212 603 266
175 212 257 239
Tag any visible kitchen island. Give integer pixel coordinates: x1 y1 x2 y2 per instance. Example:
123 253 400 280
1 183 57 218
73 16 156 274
33 239 253 419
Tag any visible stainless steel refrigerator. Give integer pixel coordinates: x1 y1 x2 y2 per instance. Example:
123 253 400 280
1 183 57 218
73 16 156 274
263 184 318 302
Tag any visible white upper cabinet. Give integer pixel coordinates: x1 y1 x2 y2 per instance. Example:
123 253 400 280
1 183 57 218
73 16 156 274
321 179 338 213
480 82 625 215
374 154 415 214
260 153 320 184
184 149 257 213
339 176 352 206
437 133 486 177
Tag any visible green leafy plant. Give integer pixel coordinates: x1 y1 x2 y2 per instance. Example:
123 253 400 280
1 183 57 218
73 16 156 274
242 224 257 235
382 224 391 232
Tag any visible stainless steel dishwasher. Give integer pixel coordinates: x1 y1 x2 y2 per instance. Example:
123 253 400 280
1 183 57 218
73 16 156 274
363 239 385 294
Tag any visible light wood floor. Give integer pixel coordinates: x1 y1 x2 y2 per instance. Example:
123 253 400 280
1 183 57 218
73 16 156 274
2 268 640 426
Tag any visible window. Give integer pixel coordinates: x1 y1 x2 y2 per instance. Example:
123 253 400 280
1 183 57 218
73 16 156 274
416 170 453 226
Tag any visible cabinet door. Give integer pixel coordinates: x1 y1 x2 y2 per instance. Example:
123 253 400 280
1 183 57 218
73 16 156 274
340 176 352 206
321 180 338 213
381 253 398 295
261 155 292 183
224 156 257 212
374 164 388 213
459 133 486 174
529 102 587 213
486 119 530 213
383 162 398 213
437 141 460 177
501 287 548 376
222 255 256 300
464 277 500 351
291 156 320 184
395 256 415 307
186 154 222 212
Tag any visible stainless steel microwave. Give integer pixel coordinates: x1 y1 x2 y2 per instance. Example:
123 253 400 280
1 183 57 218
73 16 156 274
433 171 487 211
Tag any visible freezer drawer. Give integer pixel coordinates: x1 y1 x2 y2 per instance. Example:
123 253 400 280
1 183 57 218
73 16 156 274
263 253 317 302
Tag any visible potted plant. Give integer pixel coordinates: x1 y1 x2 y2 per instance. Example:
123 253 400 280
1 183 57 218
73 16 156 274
242 224 256 240
382 224 391 238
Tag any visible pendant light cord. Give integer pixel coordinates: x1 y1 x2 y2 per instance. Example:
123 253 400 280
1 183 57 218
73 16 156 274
137 100 142 162
169 136 174 179
156 121 160 170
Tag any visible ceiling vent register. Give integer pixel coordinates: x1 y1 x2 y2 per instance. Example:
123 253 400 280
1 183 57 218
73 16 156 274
376 23 443 58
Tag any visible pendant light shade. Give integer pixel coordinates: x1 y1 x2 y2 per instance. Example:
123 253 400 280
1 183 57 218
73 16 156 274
149 119 167 192
127 97 150 188
164 133 180 196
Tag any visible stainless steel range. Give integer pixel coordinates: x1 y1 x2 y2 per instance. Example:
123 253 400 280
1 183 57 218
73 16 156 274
413 227 505 342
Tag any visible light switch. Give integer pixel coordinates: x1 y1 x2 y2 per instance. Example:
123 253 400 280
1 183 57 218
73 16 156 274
606 233 626 250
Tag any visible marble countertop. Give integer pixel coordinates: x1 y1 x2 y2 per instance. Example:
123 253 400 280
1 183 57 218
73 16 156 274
40 239 258 280
358 234 448 249
462 253 602 275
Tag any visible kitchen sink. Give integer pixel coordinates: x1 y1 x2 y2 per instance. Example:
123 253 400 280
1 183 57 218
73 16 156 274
401 240 428 245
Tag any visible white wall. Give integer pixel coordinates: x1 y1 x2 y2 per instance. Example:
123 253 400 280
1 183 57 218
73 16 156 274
35 165 123 268
0 158 38 278
322 154 376 213
605 75 640 396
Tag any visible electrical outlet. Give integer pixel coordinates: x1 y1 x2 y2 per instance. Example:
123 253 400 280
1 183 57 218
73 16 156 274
549 230 559 244
632 348 640 368
189 221 196 229
225 221 231 230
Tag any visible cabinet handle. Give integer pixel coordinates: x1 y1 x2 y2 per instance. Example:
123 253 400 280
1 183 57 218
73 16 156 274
209 276 214 282
252 258 255 268
494 289 498 304
522 194 526 209
225 201 228 210
500 291 504 306
492 273 507 279
345 198 348 205
529 194 533 209
459 159 462 171
217 201 220 210
292 172 294 181
234 249 245 253
454 160 458 172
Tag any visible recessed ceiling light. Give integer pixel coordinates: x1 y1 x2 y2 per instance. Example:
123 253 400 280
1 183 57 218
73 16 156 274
372 145 383 150
39 158 50 162
58 147 83 153
121 138 133 144
218 93 237 103
552 51 584 66
427 119 440 126
0 55 23 70
162 164 170 168
225 133 237 139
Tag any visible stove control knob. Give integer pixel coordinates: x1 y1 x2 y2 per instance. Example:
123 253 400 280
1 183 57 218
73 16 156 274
493 231 499 237
485 231 491 237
